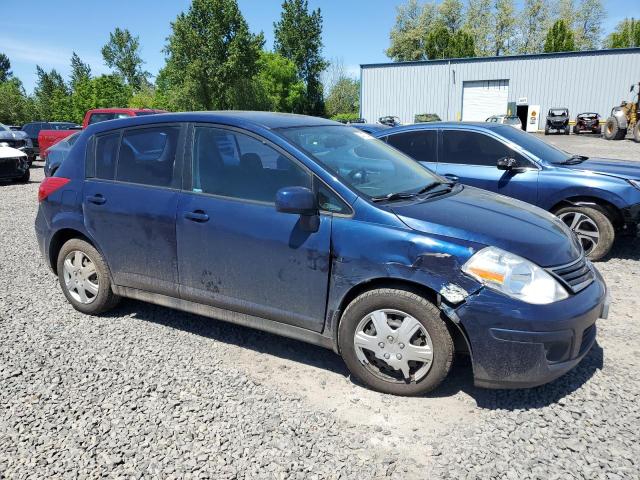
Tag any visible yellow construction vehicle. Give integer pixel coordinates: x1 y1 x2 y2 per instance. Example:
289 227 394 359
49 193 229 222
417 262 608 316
603 82 640 142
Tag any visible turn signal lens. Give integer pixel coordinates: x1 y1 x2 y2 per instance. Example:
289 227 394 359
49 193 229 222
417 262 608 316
38 177 70 202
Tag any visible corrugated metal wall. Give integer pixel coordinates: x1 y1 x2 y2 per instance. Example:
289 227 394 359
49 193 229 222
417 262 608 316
360 48 640 128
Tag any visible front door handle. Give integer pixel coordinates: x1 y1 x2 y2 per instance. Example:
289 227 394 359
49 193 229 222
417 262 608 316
184 210 209 223
87 194 106 205
443 174 459 182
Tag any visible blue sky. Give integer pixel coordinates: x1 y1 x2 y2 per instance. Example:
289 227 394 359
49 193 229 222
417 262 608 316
0 0 635 93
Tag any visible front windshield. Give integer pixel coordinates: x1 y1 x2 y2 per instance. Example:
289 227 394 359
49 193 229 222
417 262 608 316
279 125 441 198
498 126 571 164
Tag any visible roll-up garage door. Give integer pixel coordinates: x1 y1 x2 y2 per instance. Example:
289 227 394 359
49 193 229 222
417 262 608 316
462 80 509 121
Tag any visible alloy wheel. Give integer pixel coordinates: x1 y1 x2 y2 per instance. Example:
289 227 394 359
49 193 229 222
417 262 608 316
63 250 99 304
558 211 600 255
353 309 433 383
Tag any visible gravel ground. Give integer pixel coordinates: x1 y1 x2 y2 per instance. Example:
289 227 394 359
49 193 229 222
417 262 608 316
536 133 639 162
1 162 639 479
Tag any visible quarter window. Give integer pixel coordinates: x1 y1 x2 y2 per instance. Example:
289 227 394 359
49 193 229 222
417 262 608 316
386 130 438 163
192 127 311 203
95 133 120 180
116 126 180 187
442 130 528 167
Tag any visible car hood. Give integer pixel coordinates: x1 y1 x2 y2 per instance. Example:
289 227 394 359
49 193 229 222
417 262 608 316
0 130 28 141
560 157 640 180
0 146 27 159
390 186 581 267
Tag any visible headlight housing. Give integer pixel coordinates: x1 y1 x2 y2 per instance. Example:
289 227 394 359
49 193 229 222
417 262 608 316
462 246 569 304
629 179 640 191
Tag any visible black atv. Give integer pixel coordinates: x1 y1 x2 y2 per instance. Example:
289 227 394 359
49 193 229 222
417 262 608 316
545 108 570 135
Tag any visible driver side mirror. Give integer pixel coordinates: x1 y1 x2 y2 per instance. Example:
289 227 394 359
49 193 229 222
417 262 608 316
276 186 318 215
497 157 518 171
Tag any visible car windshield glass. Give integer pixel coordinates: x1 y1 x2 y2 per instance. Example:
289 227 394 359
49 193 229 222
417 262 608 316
0 123 8 131
504 117 520 124
278 125 442 199
550 109 567 116
497 126 570 164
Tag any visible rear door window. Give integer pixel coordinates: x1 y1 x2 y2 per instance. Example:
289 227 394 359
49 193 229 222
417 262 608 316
116 126 181 187
386 130 438 163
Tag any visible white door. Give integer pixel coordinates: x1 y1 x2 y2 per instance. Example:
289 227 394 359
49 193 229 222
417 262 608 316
462 80 509 121
526 105 541 132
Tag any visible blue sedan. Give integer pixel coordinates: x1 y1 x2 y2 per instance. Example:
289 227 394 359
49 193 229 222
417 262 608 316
35 112 607 395
376 123 640 259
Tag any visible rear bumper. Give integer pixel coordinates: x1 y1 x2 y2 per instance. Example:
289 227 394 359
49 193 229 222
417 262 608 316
455 267 608 389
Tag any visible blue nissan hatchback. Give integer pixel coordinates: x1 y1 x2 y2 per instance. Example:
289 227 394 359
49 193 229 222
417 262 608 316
35 112 609 395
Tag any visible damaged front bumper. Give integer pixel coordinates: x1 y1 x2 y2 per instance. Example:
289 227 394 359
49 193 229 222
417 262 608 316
445 267 608 389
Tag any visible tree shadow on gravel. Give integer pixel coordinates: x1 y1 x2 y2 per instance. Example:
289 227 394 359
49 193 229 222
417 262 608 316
104 299 351 376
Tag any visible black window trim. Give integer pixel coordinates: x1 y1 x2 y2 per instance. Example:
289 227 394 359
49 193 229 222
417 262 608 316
184 122 354 217
384 127 440 164
86 122 187 191
439 128 541 170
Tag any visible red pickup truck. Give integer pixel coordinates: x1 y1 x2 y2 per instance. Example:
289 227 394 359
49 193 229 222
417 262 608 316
39 108 165 159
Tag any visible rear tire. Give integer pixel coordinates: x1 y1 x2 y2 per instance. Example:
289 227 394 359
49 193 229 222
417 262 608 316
56 238 120 315
16 169 30 183
544 125 549 135
565 125 570 135
554 205 615 261
573 126 579 135
604 117 626 140
338 288 454 396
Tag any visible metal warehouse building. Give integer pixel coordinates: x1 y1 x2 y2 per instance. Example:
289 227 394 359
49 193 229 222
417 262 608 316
360 47 640 132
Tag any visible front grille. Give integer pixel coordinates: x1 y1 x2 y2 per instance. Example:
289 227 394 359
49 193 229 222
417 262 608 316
547 256 595 293
0 157 20 176
0 139 25 148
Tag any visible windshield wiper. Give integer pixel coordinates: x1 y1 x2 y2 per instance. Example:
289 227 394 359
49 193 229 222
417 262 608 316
561 155 589 165
371 182 445 202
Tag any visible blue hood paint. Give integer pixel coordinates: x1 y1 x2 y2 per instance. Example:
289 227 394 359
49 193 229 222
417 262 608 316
390 186 581 267
559 157 640 181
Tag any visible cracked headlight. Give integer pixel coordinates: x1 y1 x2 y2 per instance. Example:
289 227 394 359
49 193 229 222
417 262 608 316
629 179 640 191
462 246 569 304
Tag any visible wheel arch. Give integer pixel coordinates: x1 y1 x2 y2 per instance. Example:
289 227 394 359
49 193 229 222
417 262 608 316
551 196 624 229
49 228 100 275
330 277 471 357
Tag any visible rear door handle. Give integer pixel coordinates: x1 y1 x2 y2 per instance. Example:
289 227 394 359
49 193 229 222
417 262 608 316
443 174 459 182
87 194 106 205
184 210 209 223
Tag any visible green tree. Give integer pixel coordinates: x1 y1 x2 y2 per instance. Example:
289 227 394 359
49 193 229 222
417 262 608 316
516 0 550 53
493 0 516 55
253 51 304 112
605 18 640 48
101 28 149 90
159 0 264 111
274 0 327 116
128 84 160 110
0 53 12 83
544 19 576 52
34 66 71 121
70 52 92 90
0 78 36 124
325 77 360 118
91 74 132 108
385 0 436 61
424 24 475 59
437 0 463 32
465 0 493 56
574 0 605 50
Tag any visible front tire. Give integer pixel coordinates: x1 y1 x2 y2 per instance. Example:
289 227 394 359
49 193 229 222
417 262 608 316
554 205 615 261
338 288 454 396
604 117 626 140
56 238 120 314
564 125 570 135
544 125 549 135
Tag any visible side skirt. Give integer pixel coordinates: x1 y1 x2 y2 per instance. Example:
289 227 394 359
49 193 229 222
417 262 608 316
112 285 335 350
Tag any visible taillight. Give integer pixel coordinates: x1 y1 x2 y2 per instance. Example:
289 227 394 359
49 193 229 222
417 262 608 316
38 177 70 202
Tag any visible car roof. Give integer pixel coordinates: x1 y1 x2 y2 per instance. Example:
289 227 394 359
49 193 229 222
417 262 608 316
85 111 342 135
376 121 513 135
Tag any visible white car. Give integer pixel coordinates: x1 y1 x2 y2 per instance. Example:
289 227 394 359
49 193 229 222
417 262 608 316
0 144 30 183
486 115 522 129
